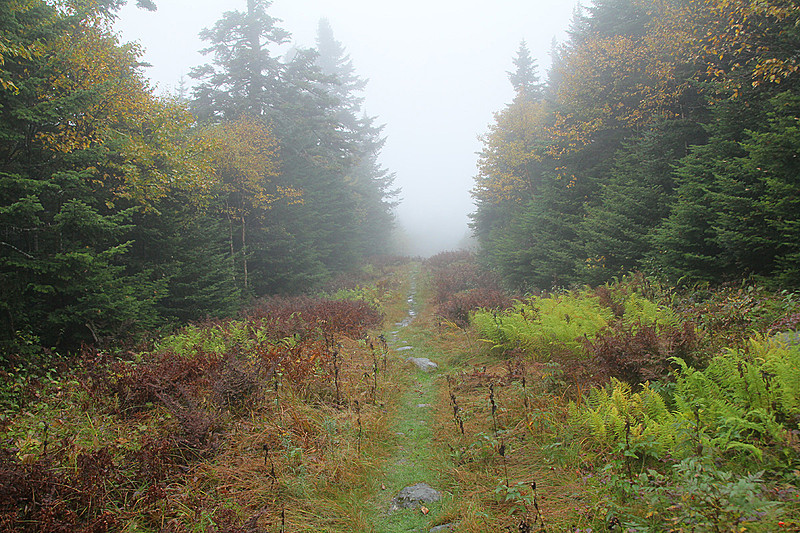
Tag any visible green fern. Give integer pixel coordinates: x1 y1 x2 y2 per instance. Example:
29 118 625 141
472 291 613 360
673 337 797 444
571 336 799 463
621 292 680 331
570 379 675 457
754 335 800 420
157 323 228 357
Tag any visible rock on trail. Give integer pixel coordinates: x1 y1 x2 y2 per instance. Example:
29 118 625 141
406 357 438 372
389 483 441 512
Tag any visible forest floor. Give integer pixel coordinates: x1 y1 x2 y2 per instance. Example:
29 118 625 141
331 265 586 532
2 258 799 532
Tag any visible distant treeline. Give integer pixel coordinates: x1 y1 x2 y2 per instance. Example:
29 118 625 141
472 0 800 291
0 0 396 356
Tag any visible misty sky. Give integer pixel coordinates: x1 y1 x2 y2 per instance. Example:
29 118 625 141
115 0 577 256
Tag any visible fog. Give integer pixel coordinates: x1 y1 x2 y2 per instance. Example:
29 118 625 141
115 0 577 257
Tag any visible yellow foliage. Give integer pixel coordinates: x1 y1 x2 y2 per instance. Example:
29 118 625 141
34 14 152 153
0 37 35 93
683 0 800 90
551 28 688 146
110 99 218 206
201 116 300 220
473 98 550 205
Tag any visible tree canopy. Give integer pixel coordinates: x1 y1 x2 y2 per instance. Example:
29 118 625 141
471 0 800 291
0 1 396 359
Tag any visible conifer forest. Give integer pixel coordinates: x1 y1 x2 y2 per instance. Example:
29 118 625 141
1 0 800 532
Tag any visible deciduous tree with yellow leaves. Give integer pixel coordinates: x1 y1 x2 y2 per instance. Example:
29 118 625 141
471 0 800 290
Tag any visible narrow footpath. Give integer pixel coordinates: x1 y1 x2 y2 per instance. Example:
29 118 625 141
370 269 459 533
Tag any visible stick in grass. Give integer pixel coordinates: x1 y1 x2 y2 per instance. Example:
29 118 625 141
263 443 276 483
489 382 510 487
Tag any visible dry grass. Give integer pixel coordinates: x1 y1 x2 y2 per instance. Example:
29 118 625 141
428 353 593 530
383 269 592 532
0 263 417 533
0 260 599 532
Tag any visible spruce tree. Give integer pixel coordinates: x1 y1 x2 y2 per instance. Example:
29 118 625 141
190 0 289 121
0 0 167 352
314 19 397 255
578 120 706 284
508 40 543 101
744 92 800 286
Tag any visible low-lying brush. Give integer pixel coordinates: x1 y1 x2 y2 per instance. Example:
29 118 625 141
472 291 614 359
0 277 405 532
445 267 800 530
246 295 383 338
583 321 701 385
424 251 502 303
566 336 800 530
436 288 513 328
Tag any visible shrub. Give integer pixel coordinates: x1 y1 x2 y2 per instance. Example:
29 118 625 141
212 354 262 411
673 285 798 350
247 296 383 338
0 447 122 533
424 251 503 304
113 349 221 414
628 457 781 532
584 321 701 385
770 312 800 333
437 288 514 328
424 250 473 269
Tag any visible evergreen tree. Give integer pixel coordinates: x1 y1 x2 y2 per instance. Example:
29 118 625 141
750 92 800 286
0 0 166 352
190 0 289 121
578 120 707 284
314 19 397 255
649 142 734 284
487 170 587 290
585 0 649 39
650 89 786 285
190 2 339 290
191 5 396 291
508 40 542 101
315 18 367 131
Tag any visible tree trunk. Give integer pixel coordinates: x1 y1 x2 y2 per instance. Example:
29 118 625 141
225 201 237 284
241 215 248 291
246 0 263 115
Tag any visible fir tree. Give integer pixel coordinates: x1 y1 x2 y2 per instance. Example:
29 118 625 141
190 0 289 121
508 40 542 101
578 120 706 284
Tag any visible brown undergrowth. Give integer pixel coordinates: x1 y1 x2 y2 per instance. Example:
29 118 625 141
0 261 414 532
401 266 587 532
435 354 589 530
434 266 800 532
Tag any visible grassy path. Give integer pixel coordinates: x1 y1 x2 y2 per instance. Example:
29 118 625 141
365 268 456 533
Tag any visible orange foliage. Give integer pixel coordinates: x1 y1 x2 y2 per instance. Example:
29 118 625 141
684 0 800 91
22 4 219 207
